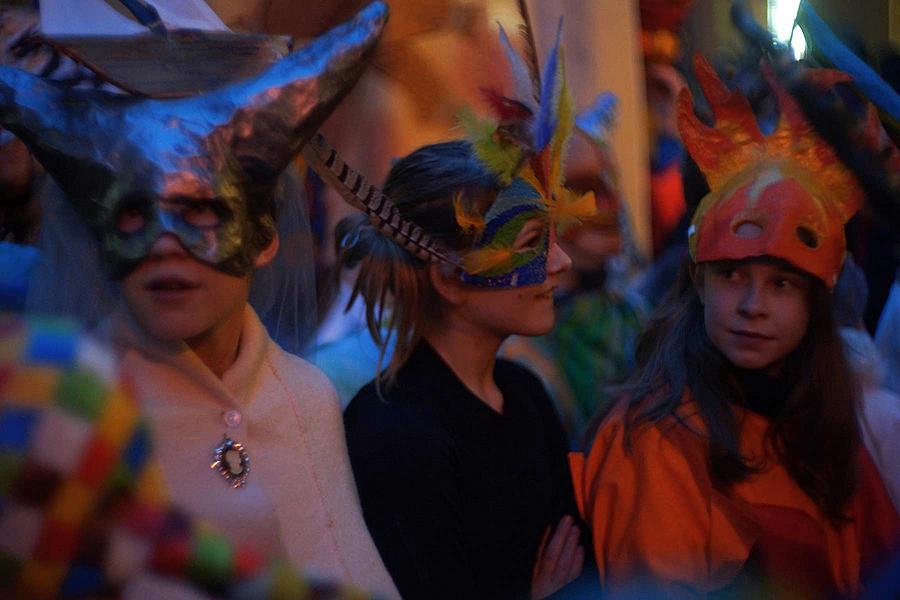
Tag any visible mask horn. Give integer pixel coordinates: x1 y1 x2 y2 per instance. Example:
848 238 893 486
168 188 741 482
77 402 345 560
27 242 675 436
0 1 389 219
212 1 388 194
0 67 119 214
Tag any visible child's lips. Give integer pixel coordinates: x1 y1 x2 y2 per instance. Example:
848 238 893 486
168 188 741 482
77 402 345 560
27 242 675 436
145 275 199 291
729 329 775 340
536 285 557 300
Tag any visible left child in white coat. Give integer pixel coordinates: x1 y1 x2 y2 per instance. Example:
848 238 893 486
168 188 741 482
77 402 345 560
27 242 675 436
0 3 400 598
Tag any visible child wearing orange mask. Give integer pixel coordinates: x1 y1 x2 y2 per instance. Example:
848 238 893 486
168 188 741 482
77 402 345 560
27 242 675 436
570 56 900 597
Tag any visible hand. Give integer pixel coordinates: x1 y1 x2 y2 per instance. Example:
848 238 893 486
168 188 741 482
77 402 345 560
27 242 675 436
530 515 585 599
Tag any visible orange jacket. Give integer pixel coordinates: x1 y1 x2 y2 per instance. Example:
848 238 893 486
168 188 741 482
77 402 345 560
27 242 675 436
570 397 900 598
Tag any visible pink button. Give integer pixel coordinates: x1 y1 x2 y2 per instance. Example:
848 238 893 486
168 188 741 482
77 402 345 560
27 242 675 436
223 410 242 428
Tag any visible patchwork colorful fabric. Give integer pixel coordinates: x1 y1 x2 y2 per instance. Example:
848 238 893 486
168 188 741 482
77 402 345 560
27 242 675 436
0 313 372 599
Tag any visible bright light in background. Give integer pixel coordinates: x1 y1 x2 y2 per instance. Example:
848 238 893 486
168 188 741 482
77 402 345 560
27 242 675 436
768 0 808 59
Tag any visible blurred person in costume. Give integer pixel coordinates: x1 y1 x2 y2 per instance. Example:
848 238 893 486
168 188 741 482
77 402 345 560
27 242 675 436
570 55 900 597
639 0 695 257
832 257 900 514
876 270 900 398
0 4 401 598
303 17 605 599
501 94 646 442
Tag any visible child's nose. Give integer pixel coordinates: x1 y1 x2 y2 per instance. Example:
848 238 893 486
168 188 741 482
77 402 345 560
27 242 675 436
737 282 768 317
147 233 190 258
547 242 572 276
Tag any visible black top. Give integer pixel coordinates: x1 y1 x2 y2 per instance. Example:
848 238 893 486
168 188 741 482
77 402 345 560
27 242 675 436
344 342 578 600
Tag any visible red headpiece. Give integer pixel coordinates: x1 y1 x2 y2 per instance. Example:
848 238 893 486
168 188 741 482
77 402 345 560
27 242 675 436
678 55 864 287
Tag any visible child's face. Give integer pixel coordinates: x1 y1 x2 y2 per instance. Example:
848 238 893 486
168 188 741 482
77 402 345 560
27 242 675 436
454 225 573 338
698 259 811 373
119 233 256 343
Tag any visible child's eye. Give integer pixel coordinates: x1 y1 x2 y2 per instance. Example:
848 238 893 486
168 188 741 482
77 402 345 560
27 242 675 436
512 219 544 252
773 274 809 292
513 231 541 251
715 267 739 281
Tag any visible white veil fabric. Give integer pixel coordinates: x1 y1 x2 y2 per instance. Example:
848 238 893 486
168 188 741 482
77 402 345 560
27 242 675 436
248 166 319 358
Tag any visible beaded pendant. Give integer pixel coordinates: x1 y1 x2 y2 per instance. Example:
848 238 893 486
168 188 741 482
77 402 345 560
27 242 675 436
211 435 250 488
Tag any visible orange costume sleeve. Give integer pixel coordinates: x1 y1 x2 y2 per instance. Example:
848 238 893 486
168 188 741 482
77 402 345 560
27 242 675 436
570 400 900 598
569 405 758 598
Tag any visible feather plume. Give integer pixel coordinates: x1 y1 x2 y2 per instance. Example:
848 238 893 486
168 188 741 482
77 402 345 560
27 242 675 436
549 55 574 192
532 19 564 151
575 92 619 145
516 0 541 105
454 193 486 235
458 106 523 184
462 245 515 274
552 189 597 233
498 25 538 112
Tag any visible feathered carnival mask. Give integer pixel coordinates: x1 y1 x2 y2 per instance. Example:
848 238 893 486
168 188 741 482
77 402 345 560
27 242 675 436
0 2 387 278
305 16 608 288
678 55 864 287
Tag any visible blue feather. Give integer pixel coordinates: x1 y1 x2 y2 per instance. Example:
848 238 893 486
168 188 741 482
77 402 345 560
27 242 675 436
575 92 619 144
498 24 537 111
532 19 564 150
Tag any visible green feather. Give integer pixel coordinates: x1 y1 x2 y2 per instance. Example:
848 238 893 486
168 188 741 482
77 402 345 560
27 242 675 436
457 107 522 185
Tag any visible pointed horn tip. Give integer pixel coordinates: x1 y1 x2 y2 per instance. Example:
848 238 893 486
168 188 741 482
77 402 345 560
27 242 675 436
356 1 390 33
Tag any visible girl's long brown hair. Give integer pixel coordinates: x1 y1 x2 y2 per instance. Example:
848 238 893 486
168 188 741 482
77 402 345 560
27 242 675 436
588 258 861 523
335 141 498 387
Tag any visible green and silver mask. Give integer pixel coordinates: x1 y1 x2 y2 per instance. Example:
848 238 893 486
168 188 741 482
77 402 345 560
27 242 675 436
0 2 387 277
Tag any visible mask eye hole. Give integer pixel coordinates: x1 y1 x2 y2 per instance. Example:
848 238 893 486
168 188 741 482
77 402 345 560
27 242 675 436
796 226 819 248
115 204 147 234
511 218 545 252
181 201 223 229
733 220 763 239
168 197 228 229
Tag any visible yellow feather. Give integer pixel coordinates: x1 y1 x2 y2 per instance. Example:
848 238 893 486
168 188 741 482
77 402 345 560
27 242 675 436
454 193 485 234
552 190 597 233
549 53 575 190
517 165 546 200
462 246 515 274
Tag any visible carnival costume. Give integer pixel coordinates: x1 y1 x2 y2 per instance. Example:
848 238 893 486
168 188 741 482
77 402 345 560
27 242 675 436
0 4 400 598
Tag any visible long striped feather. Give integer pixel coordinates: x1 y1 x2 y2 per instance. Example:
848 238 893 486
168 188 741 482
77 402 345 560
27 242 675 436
302 134 459 266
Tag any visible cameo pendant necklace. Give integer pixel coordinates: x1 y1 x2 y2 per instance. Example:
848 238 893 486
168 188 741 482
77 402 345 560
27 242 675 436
211 434 251 488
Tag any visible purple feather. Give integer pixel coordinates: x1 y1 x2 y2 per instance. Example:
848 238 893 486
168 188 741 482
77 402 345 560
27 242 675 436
498 24 538 112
